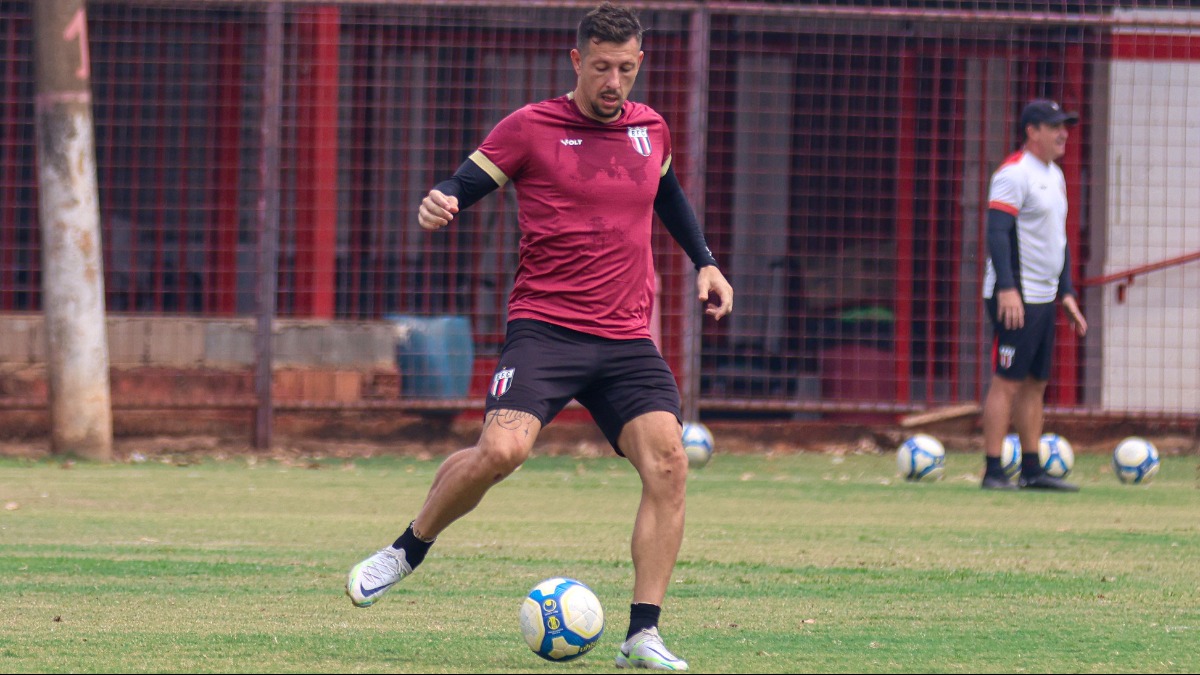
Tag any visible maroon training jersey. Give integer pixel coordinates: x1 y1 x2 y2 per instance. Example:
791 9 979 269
468 94 672 340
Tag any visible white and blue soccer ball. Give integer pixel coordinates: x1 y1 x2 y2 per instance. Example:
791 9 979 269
1000 433 1022 479
897 433 945 482
519 578 604 662
1038 433 1074 478
681 422 714 469
1112 436 1160 485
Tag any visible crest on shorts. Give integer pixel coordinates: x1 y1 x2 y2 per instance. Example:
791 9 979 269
998 345 1016 369
628 127 651 157
490 367 515 398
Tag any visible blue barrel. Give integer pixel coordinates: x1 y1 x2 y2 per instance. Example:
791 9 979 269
387 315 474 398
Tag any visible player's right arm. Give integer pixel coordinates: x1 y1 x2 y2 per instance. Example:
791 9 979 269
986 208 1024 329
987 163 1025 329
418 155 502 231
418 190 459 231
420 107 526 231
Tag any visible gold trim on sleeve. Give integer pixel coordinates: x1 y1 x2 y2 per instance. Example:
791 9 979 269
469 150 510 187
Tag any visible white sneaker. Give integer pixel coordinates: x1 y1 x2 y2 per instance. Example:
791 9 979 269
615 627 689 671
345 547 413 608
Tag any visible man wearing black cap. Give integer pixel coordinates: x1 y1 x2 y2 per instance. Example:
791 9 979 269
979 99 1088 491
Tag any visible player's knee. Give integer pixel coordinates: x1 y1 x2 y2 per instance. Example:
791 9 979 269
476 437 530 477
645 442 689 488
1022 378 1049 395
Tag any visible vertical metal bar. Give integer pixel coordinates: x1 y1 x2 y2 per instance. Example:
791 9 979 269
1 14 20 310
397 18 412 320
976 58 993 402
213 20 243 315
348 30 368 317
894 48 916 403
255 2 283 449
654 32 687 379
178 27 195 311
947 54 964 401
442 23 458 316
680 6 710 424
925 52 942 403
96 14 116 316
371 19 387 319
294 5 339 319
152 32 167 311
277 58 293 319
1052 44 1085 405
294 9 314 316
128 20 146 312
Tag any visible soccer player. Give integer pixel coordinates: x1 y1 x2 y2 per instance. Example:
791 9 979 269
346 3 733 670
979 99 1088 491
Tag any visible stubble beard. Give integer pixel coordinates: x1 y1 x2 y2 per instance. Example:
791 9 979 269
590 93 622 121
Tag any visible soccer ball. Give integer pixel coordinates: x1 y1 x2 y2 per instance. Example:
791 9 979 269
519 578 605 662
1000 433 1022 479
681 422 714 469
896 434 945 482
1112 436 1160 485
1038 433 1074 478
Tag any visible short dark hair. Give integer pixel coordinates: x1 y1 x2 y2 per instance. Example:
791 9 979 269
577 2 643 54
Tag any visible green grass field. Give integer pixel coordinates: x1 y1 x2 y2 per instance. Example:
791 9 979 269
2 450 1198 673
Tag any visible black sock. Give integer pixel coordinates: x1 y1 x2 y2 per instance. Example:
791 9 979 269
627 603 661 640
1021 452 1042 477
985 455 1005 478
391 522 435 570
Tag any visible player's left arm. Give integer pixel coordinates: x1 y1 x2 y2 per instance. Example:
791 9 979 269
1057 244 1087 336
653 163 732 320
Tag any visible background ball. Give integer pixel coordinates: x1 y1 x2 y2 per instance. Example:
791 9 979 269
1038 433 1074 478
681 422 714 469
519 578 604 662
1112 436 1160 485
1000 433 1022 479
896 433 945 482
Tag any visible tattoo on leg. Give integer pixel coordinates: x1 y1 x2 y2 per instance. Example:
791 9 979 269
483 409 537 436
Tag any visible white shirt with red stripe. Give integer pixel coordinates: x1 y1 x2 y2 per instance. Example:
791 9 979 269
983 150 1069 303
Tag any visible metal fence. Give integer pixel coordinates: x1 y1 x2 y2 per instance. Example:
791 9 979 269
2 0 1199 425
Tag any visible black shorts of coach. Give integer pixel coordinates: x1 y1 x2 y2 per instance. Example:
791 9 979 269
484 319 683 456
985 296 1057 381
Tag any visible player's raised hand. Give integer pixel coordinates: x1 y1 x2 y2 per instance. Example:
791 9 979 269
418 189 459 231
697 265 733 321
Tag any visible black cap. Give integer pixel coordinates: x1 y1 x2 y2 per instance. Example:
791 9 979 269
1020 99 1079 129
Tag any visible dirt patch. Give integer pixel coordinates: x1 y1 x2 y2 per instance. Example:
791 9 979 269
2 411 1196 463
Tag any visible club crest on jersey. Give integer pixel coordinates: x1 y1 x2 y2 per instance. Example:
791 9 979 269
490 367 515 398
628 127 651 157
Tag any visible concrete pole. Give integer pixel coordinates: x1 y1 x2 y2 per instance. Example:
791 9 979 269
31 0 113 460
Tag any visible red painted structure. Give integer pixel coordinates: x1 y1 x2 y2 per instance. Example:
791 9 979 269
2 1 1197 421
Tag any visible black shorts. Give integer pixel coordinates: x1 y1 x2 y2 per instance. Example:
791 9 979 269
484 319 682 455
986 296 1056 381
